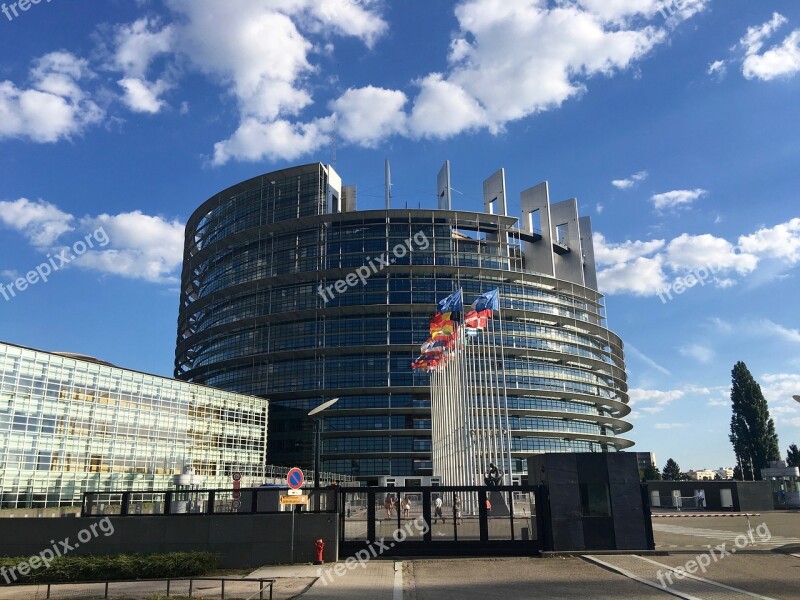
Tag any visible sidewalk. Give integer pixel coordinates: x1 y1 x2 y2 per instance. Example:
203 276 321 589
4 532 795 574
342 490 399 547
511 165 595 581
250 560 399 599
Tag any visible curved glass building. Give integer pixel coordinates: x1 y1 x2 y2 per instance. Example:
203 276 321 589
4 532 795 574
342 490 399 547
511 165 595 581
175 162 632 483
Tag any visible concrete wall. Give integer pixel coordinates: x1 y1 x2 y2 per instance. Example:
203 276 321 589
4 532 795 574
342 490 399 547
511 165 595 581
0 513 339 568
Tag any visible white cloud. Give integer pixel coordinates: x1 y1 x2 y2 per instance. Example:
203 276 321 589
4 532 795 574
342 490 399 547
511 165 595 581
665 233 758 274
112 18 174 79
738 218 800 263
629 387 684 414
199 0 706 162
0 52 103 143
597 216 800 296
213 117 332 165
752 319 800 344
625 343 672 377
118 77 172 113
1 198 184 284
611 170 648 189
162 0 388 163
79 211 184 283
597 262 688 296
707 59 727 76
330 86 407 146
110 18 175 113
594 232 664 265
759 373 800 424
679 343 714 364
597 256 668 296
651 188 707 210
408 74 486 138
0 198 75 247
727 13 800 81
596 203 604 214
654 423 688 430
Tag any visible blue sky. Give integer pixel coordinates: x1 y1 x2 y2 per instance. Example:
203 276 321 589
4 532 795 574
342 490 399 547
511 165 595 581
1 0 798 472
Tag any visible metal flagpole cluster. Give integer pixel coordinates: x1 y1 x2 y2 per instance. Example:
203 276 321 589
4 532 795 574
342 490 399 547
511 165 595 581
412 289 512 487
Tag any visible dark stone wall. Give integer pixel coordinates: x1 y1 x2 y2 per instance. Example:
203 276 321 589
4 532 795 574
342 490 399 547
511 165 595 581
0 513 339 568
645 481 773 511
527 453 652 551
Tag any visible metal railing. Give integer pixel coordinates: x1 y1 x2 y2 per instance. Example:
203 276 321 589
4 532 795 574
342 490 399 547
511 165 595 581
40 577 275 599
264 464 357 485
81 487 338 517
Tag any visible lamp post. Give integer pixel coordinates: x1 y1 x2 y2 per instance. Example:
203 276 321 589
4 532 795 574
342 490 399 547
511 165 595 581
308 398 339 489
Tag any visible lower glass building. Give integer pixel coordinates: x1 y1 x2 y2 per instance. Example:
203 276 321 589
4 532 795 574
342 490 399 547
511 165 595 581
175 162 632 483
0 341 268 508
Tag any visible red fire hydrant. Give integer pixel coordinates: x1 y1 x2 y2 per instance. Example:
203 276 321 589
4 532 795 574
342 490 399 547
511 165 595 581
315 539 325 565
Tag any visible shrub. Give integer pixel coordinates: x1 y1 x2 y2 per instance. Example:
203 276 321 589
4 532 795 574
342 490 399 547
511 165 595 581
0 552 217 585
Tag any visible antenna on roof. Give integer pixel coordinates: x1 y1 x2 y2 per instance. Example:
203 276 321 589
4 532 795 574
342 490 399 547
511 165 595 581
385 159 392 210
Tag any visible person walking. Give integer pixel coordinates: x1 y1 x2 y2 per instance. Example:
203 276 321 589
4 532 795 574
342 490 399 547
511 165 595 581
403 496 411 521
485 497 492 517
385 494 394 518
433 495 444 524
453 494 463 525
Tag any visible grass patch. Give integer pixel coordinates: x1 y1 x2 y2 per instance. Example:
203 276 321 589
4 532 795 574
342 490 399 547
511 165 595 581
0 552 217 585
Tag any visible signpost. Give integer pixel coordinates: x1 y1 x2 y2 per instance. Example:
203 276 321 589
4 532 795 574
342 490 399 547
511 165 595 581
232 472 242 513
285 467 305 563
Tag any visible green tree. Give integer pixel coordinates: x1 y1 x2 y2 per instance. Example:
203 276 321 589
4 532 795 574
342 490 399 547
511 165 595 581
787 444 800 468
662 458 682 480
641 464 662 481
729 361 781 480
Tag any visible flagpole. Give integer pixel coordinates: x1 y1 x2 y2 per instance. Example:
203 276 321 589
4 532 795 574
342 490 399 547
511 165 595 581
496 294 513 484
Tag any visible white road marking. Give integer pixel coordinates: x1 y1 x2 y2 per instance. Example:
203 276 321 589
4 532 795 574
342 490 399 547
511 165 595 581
582 555 700 599
634 555 777 599
393 561 403 600
652 523 800 548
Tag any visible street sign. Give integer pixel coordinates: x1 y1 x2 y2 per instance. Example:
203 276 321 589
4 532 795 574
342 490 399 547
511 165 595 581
287 467 304 489
232 500 242 510
280 495 308 505
232 490 241 500
232 472 242 482
287 488 303 496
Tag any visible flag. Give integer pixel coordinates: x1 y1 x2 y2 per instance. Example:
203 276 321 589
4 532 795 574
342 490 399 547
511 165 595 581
437 290 463 314
464 310 488 330
473 289 499 313
430 318 456 337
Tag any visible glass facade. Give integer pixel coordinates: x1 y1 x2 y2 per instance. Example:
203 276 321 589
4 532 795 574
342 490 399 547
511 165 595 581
176 163 631 482
0 342 267 508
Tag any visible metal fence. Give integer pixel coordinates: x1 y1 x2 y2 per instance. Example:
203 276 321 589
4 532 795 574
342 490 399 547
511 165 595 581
81 488 338 517
36 577 275 599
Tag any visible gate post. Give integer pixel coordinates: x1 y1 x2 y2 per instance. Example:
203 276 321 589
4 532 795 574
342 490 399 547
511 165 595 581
536 485 552 551
478 489 488 543
422 489 432 543
367 490 376 543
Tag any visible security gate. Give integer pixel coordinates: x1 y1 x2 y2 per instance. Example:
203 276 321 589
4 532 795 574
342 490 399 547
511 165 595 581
338 485 544 556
